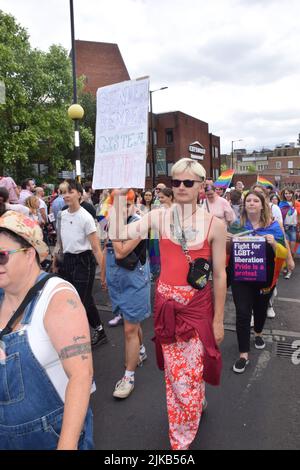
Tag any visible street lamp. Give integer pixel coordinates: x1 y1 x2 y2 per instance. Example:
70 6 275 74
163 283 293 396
149 87 168 188
68 0 84 182
231 139 243 169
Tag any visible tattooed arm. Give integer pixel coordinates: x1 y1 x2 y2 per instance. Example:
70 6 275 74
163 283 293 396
44 286 93 450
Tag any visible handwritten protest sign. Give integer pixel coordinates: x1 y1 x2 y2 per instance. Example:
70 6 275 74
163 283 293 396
233 236 266 282
92 77 149 189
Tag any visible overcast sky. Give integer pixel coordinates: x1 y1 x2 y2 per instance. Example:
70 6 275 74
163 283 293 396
1 0 300 152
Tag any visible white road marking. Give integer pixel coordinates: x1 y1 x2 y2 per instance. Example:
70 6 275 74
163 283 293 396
238 351 272 409
277 297 300 304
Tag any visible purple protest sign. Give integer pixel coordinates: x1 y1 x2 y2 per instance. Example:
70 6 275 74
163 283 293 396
233 236 266 282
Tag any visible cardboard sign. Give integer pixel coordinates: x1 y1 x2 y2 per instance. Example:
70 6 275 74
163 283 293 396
92 77 150 189
233 236 266 282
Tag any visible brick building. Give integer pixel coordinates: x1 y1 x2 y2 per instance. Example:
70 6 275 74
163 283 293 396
266 143 300 187
146 111 221 188
74 41 220 186
221 140 300 189
75 40 130 95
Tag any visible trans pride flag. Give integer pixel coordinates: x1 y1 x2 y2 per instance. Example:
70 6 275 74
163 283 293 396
257 176 273 188
214 169 235 188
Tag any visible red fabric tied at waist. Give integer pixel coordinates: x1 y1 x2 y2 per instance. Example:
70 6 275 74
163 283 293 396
153 284 222 386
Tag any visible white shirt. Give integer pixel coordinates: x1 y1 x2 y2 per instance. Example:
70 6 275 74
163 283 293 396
38 198 48 224
270 203 283 224
24 277 95 402
6 203 30 216
284 202 298 226
61 207 96 254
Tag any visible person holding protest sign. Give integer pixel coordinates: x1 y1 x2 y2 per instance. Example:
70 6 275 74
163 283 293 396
227 191 287 374
109 158 226 450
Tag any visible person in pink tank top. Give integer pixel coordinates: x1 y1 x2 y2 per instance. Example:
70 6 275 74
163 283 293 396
110 158 227 450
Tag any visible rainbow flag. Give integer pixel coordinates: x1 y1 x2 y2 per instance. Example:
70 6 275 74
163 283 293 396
214 169 235 188
257 176 273 188
292 242 300 255
97 196 112 230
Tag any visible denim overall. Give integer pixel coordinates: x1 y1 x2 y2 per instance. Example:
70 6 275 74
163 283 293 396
0 273 94 450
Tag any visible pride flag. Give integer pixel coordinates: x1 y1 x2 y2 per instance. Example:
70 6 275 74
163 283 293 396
257 176 273 188
214 169 235 188
292 242 300 255
97 196 112 230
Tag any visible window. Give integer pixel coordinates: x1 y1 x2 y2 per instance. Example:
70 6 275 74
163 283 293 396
153 129 157 146
168 163 174 176
166 129 174 144
288 161 293 169
276 161 281 169
213 168 219 180
277 150 282 157
214 147 219 159
146 163 150 177
156 149 167 175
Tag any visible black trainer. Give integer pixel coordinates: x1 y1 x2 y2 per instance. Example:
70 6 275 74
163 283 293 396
254 336 265 349
233 357 250 374
91 326 108 347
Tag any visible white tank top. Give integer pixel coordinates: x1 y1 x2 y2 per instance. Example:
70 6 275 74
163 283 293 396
23 277 95 402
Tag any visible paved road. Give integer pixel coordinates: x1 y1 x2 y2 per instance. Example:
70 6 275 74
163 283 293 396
91 260 300 450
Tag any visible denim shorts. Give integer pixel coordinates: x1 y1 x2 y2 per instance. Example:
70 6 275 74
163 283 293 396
284 225 297 242
106 249 151 324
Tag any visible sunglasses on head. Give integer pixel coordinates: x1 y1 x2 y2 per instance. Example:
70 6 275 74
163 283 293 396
171 179 201 188
0 248 28 265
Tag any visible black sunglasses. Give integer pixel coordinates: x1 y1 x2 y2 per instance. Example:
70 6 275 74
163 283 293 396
171 179 202 188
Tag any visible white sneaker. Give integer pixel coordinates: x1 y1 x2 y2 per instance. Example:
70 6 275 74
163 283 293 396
113 376 134 399
284 271 292 280
250 315 254 328
267 307 276 319
108 314 123 327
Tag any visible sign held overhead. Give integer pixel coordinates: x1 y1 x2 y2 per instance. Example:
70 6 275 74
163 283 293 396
93 77 150 189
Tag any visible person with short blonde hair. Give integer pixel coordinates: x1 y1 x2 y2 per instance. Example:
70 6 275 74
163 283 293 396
171 157 206 180
110 157 226 450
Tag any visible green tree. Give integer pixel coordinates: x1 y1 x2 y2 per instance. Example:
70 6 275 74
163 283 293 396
0 11 78 181
248 164 256 173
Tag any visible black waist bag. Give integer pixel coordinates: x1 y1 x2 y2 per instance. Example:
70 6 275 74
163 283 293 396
115 215 147 271
116 240 147 271
187 258 212 290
